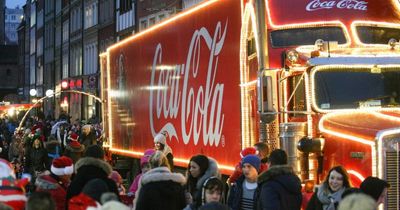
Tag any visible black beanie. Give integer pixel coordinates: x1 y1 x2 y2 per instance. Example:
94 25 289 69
82 178 110 202
190 155 209 176
360 176 390 201
84 145 105 159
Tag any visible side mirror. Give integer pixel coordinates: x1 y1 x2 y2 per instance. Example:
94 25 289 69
258 71 276 123
297 137 324 153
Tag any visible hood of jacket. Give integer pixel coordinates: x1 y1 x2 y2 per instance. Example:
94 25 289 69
258 165 301 195
196 157 220 190
75 157 112 175
35 174 59 190
141 167 186 186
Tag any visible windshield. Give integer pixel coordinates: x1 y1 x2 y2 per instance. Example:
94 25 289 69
313 67 400 110
270 27 347 48
356 26 400 44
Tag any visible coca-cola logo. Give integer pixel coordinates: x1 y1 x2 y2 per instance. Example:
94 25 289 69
149 20 227 147
306 0 367 11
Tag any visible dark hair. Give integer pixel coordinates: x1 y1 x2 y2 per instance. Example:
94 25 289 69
254 142 268 157
268 149 287 165
186 155 209 196
26 192 56 210
360 176 390 201
84 145 105 159
323 165 351 191
198 177 223 207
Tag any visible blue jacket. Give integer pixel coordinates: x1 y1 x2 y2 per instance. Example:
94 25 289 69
255 165 302 210
228 175 258 210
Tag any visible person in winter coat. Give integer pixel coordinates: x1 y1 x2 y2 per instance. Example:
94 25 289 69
45 136 61 168
185 154 220 205
153 131 174 170
35 156 73 210
228 155 261 210
135 151 186 210
69 178 110 210
25 137 48 180
256 149 302 210
80 124 97 149
306 165 351 210
184 176 225 210
63 132 85 163
128 149 155 198
65 145 119 207
228 147 258 185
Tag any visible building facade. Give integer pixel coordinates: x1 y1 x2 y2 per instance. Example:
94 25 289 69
0 0 5 44
5 6 23 44
19 0 208 121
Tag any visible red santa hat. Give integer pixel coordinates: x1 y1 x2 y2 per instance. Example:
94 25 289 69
0 158 15 179
240 147 258 158
69 132 79 142
0 159 27 210
51 156 74 176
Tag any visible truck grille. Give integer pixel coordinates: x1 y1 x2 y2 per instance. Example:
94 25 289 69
386 144 399 210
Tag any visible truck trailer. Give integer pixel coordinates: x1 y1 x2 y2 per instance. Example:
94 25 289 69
100 1 400 209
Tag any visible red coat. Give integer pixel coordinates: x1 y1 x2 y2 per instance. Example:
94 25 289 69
35 173 69 210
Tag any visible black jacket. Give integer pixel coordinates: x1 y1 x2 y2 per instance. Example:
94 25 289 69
25 146 48 174
227 175 258 210
65 157 119 206
135 167 186 210
255 165 302 210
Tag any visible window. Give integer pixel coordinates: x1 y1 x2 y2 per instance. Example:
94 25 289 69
56 0 61 14
55 25 61 47
85 2 98 29
30 55 36 84
119 0 132 14
287 74 306 117
356 26 400 44
149 17 156 27
37 10 43 28
30 28 36 54
6 69 11 76
30 3 36 27
37 37 43 56
12 15 16 20
140 19 147 31
62 51 69 79
62 20 69 42
270 27 347 48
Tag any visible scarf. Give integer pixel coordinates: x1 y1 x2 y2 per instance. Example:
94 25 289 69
317 184 345 210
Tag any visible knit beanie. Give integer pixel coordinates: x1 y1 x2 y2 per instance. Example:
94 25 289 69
241 155 261 172
190 155 209 175
360 176 390 201
82 178 110 202
154 132 167 145
84 145 105 159
140 149 156 167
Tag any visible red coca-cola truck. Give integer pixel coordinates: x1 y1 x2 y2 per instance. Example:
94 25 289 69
100 0 400 209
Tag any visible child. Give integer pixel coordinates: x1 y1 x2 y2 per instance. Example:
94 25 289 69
184 176 225 210
128 149 155 198
110 170 126 195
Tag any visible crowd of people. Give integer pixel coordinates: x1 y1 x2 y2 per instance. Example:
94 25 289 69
0 113 392 210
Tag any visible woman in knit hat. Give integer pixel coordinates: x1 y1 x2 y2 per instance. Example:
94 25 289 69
185 154 220 206
153 131 174 170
